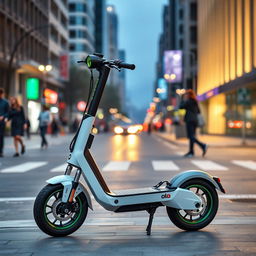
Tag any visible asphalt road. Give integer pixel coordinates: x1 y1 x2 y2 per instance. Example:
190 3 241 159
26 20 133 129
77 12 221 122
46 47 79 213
0 132 255 256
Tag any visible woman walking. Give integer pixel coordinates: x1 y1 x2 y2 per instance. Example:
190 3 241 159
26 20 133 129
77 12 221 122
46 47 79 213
179 89 208 157
9 97 26 157
38 106 50 149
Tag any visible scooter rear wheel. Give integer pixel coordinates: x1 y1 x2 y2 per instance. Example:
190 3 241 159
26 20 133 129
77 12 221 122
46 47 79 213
166 179 218 231
33 184 88 237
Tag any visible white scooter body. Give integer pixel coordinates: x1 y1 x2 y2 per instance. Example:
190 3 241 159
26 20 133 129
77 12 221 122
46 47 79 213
43 54 225 236
47 115 202 212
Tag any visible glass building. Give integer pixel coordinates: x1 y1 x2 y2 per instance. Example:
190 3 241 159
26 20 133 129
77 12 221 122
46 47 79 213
197 0 256 136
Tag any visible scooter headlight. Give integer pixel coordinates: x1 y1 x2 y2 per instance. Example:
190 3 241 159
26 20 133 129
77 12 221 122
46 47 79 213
85 55 103 69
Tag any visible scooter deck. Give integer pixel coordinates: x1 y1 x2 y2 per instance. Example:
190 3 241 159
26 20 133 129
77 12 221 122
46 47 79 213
111 187 172 196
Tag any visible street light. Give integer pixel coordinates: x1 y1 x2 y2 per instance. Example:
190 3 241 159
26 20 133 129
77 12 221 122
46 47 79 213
38 64 53 103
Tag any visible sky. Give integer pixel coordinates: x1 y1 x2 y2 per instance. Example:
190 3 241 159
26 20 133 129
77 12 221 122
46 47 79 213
107 0 168 114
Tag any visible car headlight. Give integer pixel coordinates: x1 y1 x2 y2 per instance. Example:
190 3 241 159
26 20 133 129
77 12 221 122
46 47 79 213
127 126 138 134
114 126 124 134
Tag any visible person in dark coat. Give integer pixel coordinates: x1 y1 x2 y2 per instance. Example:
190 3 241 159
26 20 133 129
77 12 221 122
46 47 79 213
9 97 26 157
0 88 9 157
179 89 208 157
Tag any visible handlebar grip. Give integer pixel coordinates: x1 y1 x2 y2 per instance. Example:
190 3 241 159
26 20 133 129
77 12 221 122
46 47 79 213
119 62 136 70
77 60 85 63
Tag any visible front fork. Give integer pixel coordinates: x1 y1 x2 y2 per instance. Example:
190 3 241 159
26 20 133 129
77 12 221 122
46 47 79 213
65 165 82 203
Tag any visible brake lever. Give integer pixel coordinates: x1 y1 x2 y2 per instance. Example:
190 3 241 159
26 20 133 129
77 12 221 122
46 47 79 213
112 65 121 72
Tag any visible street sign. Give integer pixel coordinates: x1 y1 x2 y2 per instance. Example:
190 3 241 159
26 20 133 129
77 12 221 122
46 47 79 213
237 88 251 105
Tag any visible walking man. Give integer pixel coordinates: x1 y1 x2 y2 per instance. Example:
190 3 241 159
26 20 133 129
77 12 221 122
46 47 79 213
38 105 50 149
0 88 9 157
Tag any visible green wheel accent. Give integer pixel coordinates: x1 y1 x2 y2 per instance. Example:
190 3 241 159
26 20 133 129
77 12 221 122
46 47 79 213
177 185 213 224
43 189 83 230
166 179 219 231
34 184 88 237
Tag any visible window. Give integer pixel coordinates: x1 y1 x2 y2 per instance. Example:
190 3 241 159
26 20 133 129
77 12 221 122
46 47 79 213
179 39 183 49
69 16 86 25
190 26 197 44
69 30 76 38
179 24 183 34
190 3 197 21
179 9 183 19
69 3 86 12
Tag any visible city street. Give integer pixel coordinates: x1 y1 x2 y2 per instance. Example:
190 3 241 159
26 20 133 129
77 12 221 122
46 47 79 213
0 133 256 256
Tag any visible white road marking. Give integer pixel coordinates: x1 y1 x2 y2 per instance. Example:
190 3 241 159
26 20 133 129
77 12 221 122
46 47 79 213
219 194 256 199
102 161 131 171
152 161 179 171
232 160 256 171
50 163 68 172
0 162 48 173
191 160 228 171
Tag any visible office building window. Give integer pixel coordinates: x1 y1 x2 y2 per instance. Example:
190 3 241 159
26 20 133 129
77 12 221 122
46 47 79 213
179 39 183 49
69 16 86 25
190 26 197 44
179 9 184 19
179 24 183 34
190 3 197 21
69 3 86 12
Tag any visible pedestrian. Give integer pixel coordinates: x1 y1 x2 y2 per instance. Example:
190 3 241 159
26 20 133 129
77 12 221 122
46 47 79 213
25 117 31 139
51 116 59 137
179 89 208 157
0 88 9 157
38 105 50 149
8 97 26 157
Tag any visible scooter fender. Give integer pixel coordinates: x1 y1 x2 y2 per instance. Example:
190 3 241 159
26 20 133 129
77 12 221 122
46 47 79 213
46 175 93 210
168 170 223 192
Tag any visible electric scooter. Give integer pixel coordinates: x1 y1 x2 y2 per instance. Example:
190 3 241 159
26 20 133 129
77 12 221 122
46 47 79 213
33 53 225 237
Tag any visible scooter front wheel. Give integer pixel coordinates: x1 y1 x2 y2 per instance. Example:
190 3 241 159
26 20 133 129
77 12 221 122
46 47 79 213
166 179 218 231
33 184 88 237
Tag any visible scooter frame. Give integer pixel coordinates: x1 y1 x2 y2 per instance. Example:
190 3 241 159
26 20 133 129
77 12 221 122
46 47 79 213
46 57 225 234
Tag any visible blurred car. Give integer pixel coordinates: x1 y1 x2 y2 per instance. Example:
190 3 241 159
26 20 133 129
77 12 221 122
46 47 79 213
113 122 143 135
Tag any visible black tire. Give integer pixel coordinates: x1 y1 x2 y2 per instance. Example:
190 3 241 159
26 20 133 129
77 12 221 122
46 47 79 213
166 179 218 231
33 184 88 237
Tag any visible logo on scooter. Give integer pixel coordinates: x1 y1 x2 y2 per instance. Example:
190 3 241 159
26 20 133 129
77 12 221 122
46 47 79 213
161 193 171 199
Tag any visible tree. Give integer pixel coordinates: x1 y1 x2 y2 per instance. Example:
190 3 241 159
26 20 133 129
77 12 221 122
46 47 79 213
65 66 120 120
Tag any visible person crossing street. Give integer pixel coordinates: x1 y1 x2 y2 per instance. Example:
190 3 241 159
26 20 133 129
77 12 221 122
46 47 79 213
0 88 9 157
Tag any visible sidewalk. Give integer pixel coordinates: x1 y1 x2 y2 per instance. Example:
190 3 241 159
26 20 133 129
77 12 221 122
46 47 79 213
155 132 256 147
2 134 73 153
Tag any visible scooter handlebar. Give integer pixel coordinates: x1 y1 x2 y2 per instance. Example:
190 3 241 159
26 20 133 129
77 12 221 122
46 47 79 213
118 62 136 70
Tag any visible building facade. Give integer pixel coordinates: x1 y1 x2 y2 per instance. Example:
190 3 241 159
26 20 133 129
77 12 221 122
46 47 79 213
94 0 107 55
155 0 198 106
0 0 69 132
68 0 95 64
197 0 256 136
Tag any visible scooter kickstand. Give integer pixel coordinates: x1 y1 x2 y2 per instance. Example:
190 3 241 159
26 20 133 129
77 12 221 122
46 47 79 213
146 208 157 236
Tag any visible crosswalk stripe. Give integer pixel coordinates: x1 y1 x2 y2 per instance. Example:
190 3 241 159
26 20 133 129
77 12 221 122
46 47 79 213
152 161 179 171
232 160 256 171
102 161 131 171
50 163 67 172
0 162 47 173
191 160 228 171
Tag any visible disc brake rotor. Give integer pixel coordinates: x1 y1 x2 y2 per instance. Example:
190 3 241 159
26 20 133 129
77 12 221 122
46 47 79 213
52 199 73 221
185 193 207 216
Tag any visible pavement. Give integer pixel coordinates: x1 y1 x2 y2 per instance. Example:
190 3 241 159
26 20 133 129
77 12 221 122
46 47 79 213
155 131 256 147
0 133 255 255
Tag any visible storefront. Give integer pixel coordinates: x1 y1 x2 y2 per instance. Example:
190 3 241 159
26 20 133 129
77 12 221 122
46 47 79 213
199 82 256 137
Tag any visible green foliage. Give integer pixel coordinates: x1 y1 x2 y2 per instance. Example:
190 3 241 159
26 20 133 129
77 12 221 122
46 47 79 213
65 66 121 115
100 85 121 117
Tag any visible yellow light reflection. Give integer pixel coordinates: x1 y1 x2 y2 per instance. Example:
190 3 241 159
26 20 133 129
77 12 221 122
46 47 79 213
111 134 139 161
